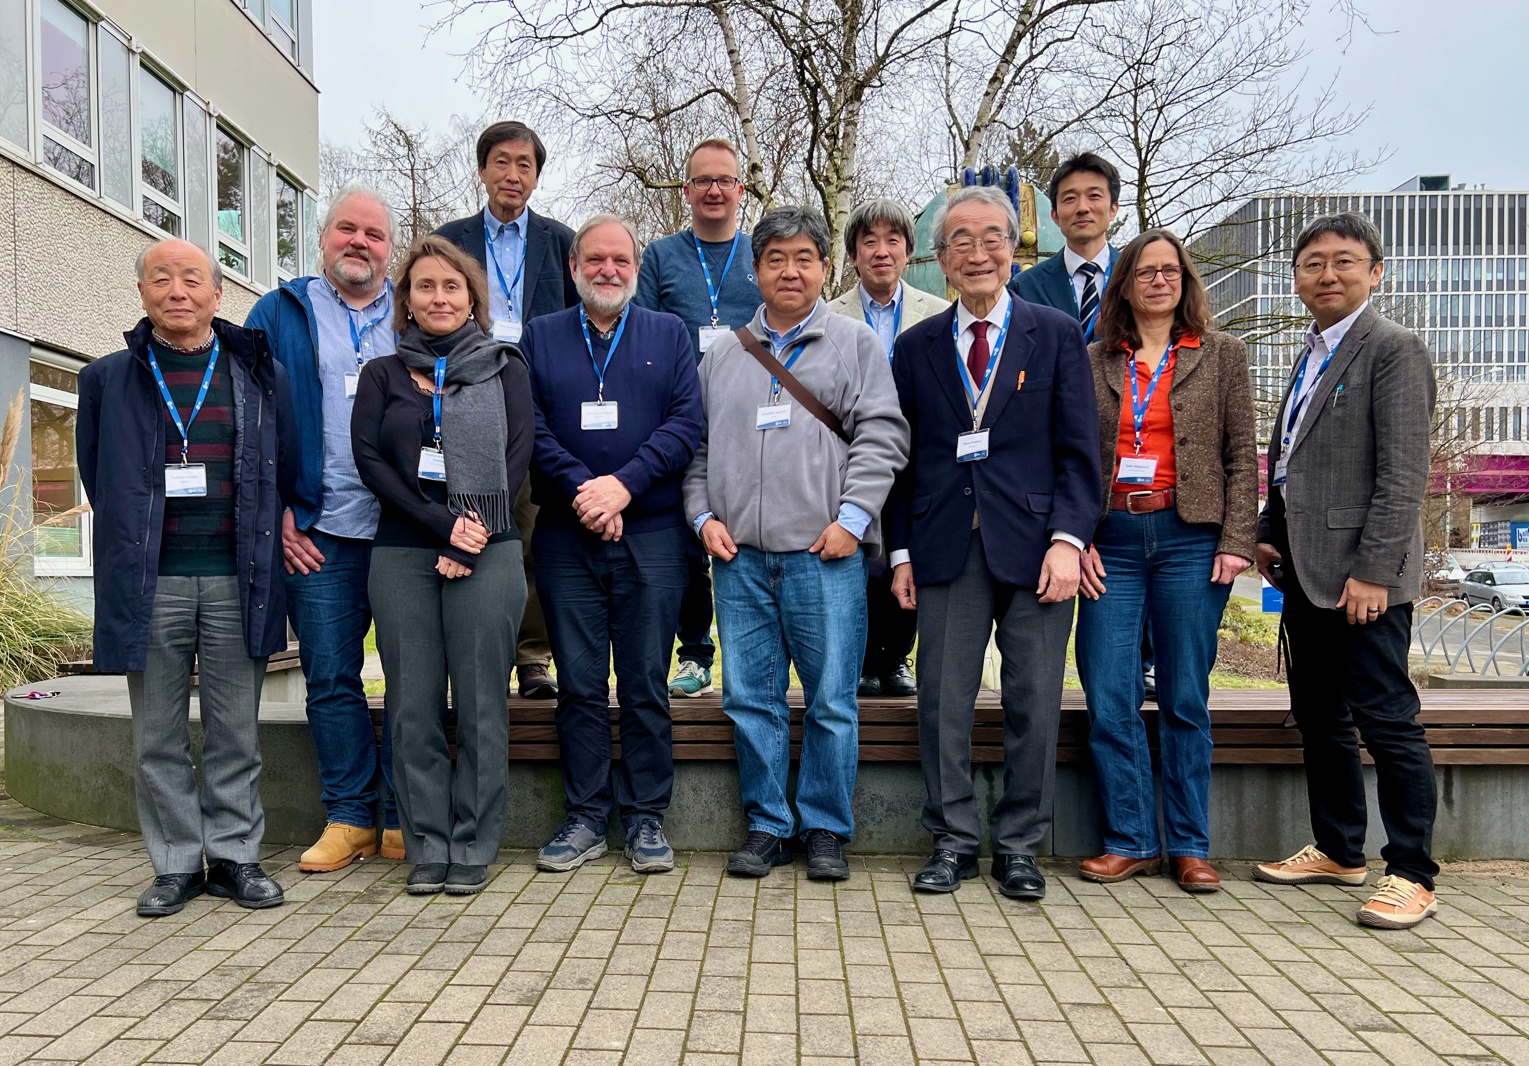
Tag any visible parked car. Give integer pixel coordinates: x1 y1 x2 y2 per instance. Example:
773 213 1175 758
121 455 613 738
1424 552 1465 596
1461 566 1529 611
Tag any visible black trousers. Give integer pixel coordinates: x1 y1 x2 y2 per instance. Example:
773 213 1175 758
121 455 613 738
1282 566 1438 890
673 539 715 669
863 561 917 675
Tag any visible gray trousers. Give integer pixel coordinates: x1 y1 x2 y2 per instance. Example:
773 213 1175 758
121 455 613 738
915 530 1071 856
126 575 267 875
370 541 524 865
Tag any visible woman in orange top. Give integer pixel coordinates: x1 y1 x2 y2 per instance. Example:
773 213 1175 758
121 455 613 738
1074 230 1258 893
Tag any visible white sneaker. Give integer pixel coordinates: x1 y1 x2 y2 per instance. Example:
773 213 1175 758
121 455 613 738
668 660 714 697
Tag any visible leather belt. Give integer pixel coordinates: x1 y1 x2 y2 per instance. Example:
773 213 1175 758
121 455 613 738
1110 488 1176 514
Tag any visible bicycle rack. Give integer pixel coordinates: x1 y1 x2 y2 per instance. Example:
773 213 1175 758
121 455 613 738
1413 598 1529 675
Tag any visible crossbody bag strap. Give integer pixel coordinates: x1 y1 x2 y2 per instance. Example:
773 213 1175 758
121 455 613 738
733 328 850 444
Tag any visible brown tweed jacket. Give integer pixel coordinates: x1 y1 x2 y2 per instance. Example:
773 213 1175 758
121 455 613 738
1086 329 1259 561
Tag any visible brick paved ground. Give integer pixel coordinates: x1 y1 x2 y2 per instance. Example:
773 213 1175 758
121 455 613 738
0 796 1526 1064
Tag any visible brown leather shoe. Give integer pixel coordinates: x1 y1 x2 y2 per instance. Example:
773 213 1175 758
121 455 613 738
1079 853 1161 883
1172 857 1221 893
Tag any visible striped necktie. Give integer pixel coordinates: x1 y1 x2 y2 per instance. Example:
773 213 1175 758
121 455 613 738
1077 262 1102 332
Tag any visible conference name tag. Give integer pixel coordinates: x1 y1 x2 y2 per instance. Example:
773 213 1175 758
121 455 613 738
344 373 360 399
418 448 447 482
698 326 729 353
956 429 989 463
756 403 792 430
491 319 523 344
1116 454 1159 485
581 401 619 430
165 464 208 497
1271 455 1289 487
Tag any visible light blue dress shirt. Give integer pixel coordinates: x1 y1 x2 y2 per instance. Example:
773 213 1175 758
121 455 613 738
858 282 902 358
483 205 529 327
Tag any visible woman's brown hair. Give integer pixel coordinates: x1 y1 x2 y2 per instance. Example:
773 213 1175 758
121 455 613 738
391 235 492 334
1093 228 1213 353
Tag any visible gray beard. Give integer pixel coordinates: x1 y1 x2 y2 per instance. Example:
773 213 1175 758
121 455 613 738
576 276 636 320
327 257 378 289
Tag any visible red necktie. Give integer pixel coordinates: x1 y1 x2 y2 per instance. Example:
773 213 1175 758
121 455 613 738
966 320 990 388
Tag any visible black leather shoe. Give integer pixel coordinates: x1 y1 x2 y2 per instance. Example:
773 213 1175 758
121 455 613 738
518 664 559 700
803 829 850 881
206 861 284 909
137 871 205 917
407 863 449 894
882 661 917 697
912 850 978 893
444 864 488 895
727 831 794 877
993 854 1046 900
857 672 882 697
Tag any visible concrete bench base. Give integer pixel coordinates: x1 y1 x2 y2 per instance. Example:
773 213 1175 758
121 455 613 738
7 676 1528 859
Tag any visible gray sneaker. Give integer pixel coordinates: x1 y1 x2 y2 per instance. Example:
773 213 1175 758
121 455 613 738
625 818 675 873
536 819 608 872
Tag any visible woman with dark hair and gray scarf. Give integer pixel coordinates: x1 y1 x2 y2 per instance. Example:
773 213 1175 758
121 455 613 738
351 235 534 896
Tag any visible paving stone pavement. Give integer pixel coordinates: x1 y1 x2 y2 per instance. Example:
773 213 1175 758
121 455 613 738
0 796 1526 1064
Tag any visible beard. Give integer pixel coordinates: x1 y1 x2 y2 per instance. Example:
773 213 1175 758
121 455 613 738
575 273 637 319
328 252 379 289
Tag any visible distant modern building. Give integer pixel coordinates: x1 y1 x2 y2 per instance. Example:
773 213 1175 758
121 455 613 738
0 0 319 598
1193 176 1529 548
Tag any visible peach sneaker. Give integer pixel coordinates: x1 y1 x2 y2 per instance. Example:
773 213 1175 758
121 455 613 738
1357 875 1438 929
1253 844 1368 886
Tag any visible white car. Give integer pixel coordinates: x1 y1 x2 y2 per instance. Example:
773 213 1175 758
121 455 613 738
1461 566 1529 611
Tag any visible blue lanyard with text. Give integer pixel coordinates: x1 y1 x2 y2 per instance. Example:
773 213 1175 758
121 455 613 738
694 232 741 326
486 221 526 321
768 340 809 402
1282 337 1340 445
147 338 221 464
432 357 446 450
347 306 389 363
864 290 902 359
952 299 1013 427
579 306 629 404
1127 343 1175 454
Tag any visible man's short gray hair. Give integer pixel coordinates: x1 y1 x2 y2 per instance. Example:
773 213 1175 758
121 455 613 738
751 206 831 263
844 198 916 258
135 239 223 289
319 184 399 248
1291 211 1385 267
570 213 642 262
931 186 1019 254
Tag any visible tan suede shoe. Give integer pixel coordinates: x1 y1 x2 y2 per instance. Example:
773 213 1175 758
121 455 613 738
1357 875 1438 930
299 823 378 872
1253 844 1368 886
380 829 405 861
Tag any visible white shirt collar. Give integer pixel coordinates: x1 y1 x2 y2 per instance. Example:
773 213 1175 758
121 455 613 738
1307 300 1370 356
1063 242 1112 278
859 282 902 314
482 203 529 240
955 287 1011 337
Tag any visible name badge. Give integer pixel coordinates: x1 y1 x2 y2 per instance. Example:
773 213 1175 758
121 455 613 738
1115 454 1159 485
756 403 792 430
581 401 619 430
165 463 208 497
344 373 360 399
956 429 989 462
698 326 729 353
418 448 447 482
491 319 523 344
1271 456 1288 487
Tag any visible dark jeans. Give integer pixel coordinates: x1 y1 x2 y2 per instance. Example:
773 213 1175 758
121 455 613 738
863 560 917 675
1282 565 1438 890
673 537 715 669
537 524 688 833
286 530 397 829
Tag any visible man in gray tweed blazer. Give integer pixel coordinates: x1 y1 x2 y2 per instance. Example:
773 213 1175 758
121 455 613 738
1251 212 1439 930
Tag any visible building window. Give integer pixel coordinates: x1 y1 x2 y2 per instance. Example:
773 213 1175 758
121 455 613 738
216 126 249 274
29 359 90 575
269 0 297 60
96 22 132 207
39 0 96 189
276 174 301 276
140 69 181 236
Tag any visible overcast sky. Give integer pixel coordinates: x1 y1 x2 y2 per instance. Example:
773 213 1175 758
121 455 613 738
314 0 1527 203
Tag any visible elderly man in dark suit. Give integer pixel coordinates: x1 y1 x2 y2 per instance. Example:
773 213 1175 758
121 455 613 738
1253 211 1439 930
887 186 1101 899
435 120 579 700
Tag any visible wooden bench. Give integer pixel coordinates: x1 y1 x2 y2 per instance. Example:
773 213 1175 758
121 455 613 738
366 688 1529 766
59 645 304 679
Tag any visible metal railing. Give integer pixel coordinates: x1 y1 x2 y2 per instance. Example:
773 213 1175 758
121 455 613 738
1413 597 1529 676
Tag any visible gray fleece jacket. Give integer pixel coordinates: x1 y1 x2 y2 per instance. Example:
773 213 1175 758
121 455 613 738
683 300 910 555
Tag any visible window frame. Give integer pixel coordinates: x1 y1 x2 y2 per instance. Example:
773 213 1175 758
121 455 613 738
274 169 303 280
28 352 91 578
267 0 297 61
36 0 99 194
136 61 184 238
215 122 251 277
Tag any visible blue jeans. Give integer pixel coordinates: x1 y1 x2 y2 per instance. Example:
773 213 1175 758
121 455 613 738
286 530 397 829
713 546 866 840
1075 509 1229 858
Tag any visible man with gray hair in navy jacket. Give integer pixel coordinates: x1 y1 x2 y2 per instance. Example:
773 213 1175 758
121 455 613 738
521 214 705 875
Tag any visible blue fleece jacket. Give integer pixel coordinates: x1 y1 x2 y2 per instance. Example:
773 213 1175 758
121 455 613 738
522 303 704 533
634 228 761 362
245 277 327 529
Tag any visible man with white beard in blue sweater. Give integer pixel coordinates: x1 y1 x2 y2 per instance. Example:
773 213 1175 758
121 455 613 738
522 215 704 875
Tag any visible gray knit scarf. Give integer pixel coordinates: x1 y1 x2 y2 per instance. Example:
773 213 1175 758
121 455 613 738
394 322 513 534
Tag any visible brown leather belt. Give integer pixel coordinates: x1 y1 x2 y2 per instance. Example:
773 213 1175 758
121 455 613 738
1110 488 1176 514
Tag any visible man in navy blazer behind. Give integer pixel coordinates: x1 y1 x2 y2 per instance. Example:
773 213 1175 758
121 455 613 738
886 186 1100 901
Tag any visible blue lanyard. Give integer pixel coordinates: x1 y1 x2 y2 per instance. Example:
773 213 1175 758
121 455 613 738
1127 343 1175 453
486 221 526 320
347 307 389 362
767 340 809 401
1282 336 1340 443
147 338 221 464
952 299 1013 426
693 232 741 326
579 306 629 403
863 288 902 359
431 356 446 449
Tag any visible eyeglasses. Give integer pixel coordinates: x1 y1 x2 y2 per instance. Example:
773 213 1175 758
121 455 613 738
686 176 741 192
1294 256 1376 277
1134 265 1183 283
944 234 1013 257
